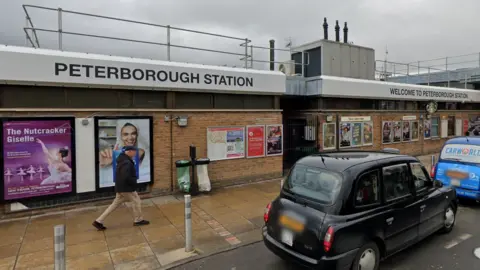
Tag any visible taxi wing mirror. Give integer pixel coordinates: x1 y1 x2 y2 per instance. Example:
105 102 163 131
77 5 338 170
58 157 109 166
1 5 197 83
434 180 443 188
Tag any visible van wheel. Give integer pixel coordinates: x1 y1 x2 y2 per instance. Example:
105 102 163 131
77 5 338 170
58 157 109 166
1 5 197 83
351 242 380 270
439 204 456 234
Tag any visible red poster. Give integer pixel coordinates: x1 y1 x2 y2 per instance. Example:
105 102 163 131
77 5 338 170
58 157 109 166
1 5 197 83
247 125 265 158
464 120 469 135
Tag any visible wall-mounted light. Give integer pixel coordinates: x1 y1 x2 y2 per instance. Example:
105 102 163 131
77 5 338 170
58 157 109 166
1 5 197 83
81 119 90 126
177 116 188 127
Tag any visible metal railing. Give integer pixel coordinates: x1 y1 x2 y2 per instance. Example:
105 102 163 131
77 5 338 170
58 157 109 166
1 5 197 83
375 52 480 88
21 4 309 73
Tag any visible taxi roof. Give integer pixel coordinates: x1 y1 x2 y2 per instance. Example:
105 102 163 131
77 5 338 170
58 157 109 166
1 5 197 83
296 151 416 172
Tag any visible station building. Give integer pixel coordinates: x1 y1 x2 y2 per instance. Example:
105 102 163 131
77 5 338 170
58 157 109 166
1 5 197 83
1 17 480 213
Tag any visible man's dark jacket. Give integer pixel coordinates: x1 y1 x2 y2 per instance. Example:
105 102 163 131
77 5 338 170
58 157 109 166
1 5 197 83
115 153 137 193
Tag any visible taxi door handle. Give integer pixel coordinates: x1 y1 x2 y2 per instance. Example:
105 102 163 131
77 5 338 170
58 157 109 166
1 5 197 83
386 217 394 225
420 205 426 212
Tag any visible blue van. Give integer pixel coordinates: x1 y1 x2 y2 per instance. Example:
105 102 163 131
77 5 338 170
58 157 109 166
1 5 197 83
432 137 480 200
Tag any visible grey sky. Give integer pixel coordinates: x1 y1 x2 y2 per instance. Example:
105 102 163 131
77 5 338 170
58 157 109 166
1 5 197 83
1 0 479 71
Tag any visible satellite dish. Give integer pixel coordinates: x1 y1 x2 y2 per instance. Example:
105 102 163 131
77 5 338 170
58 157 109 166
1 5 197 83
279 64 286 74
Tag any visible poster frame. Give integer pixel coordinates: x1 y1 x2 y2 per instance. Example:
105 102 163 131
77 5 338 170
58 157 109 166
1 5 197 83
246 125 266 159
322 122 337 150
265 124 284 157
0 116 77 203
411 121 420 141
362 121 374 146
94 116 154 192
206 126 246 161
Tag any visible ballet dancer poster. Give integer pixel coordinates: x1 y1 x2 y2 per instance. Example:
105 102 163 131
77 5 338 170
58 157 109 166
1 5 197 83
2 118 75 201
95 116 154 190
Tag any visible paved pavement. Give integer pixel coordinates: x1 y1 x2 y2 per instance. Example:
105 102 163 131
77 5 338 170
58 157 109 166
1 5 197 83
0 153 441 269
172 202 480 270
0 180 280 270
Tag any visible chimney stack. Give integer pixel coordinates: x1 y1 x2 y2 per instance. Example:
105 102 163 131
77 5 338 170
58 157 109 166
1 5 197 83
269 39 275 71
335 20 340 42
343 22 348 43
323 18 328 40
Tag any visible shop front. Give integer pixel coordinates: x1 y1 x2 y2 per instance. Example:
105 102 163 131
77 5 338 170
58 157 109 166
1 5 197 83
283 75 480 165
0 45 286 212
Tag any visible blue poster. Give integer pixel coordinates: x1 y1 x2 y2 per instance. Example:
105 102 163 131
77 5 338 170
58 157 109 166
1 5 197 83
112 150 140 183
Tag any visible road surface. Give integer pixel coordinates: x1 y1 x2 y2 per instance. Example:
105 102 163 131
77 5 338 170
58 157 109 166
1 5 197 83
172 202 480 270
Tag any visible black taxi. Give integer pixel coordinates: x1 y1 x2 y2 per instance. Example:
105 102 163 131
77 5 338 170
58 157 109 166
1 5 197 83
263 151 457 270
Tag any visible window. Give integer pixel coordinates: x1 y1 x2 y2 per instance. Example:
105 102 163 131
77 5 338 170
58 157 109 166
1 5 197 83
383 164 411 201
285 164 343 204
410 163 429 190
431 116 440 137
447 116 455 137
355 170 380 207
440 143 480 164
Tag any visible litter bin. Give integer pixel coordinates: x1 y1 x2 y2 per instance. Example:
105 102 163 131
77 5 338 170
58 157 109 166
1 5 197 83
175 160 191 192
195 158 211 192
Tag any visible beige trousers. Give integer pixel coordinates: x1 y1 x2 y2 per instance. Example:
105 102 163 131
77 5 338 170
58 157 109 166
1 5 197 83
96 191 143 223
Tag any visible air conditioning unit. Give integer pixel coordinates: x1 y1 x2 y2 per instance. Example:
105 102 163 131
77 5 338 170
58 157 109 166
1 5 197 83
278 60 295 75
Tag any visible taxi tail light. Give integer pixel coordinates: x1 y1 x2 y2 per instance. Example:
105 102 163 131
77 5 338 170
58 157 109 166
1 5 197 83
264 203 272 223
323 226 335 252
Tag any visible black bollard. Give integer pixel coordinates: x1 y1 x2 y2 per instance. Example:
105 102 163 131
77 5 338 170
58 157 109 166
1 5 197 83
189 144 199 196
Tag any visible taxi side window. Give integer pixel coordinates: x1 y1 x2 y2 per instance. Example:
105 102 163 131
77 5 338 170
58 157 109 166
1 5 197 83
354 170 380 207
383 164 411 201
410 162 429 191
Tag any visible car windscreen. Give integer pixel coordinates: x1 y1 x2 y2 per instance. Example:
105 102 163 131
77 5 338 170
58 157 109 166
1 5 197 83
440 143 480 164
284 164 342 205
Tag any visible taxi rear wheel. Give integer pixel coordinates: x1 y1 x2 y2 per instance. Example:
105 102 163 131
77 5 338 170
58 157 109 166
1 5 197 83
351 242 380 270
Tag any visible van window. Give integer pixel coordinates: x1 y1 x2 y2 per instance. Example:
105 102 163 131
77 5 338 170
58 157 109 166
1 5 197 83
440 143 480 164
285 164 342 204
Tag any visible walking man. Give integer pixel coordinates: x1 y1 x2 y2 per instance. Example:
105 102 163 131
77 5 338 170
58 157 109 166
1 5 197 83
93 146 149 230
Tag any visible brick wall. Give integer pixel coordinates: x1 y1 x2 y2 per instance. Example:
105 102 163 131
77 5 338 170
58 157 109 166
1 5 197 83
0 109 283 196
314 110 475 156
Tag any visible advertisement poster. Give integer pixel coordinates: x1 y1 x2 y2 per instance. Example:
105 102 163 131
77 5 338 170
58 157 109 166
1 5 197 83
266 125 283 156
3 119 74 200
96 117 153 189
340 122 352 147
323 123 336 150
402 121 411 141
393 121 402 142
363 122 373 145
246 125 265 158
382 121 392 144
351 123 362 146
207 127 245 161
464 119 470 136
466 115 480 136
412 121 419 140
424 119 431 139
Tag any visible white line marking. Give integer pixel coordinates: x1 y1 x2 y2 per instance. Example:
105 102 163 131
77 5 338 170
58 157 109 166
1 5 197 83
459 233 472 241
445 240 459 249
474 248 480 259
444 234 473 249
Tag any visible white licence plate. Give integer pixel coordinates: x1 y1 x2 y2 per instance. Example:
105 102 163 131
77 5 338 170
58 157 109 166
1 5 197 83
281 229 293 246
451 179 461 187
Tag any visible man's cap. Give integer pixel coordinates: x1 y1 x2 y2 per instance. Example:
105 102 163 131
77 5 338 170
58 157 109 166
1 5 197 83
122 145 137 152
